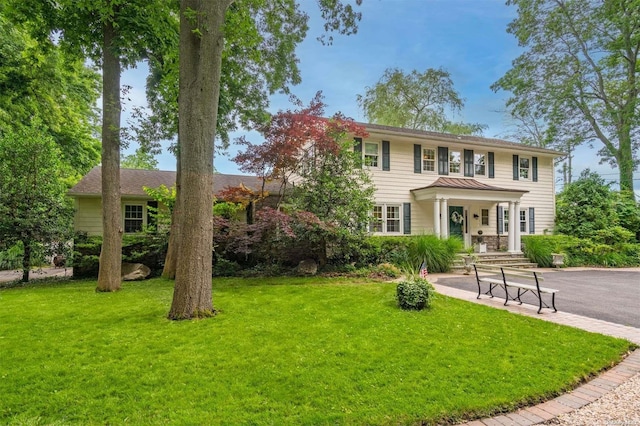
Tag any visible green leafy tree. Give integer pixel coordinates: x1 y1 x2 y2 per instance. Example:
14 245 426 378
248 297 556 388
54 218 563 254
0 11 100 176
493 0 640 197
556 170 618 238
121 148 158 170
168 1 363 319
8 0 179 292
357 67 487 135
0 125 73 282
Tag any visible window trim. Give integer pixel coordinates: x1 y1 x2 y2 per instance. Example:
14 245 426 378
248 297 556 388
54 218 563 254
474 152 487 177
519 209 527 233
369 203 403 234
519 156 531 180
422 147 436 172
123 203 145 234
449 149 462 175
363 141 380 168
481 208 489 226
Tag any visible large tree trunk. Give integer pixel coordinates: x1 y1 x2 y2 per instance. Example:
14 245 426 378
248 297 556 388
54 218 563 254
168 0 231 319
161 146 181 279
96 17 123 292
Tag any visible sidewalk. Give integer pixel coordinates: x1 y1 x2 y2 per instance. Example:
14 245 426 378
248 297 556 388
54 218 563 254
0 266 72 283
428 272 640 425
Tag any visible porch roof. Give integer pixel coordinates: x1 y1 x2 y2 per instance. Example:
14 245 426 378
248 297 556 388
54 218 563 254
411 177 528 202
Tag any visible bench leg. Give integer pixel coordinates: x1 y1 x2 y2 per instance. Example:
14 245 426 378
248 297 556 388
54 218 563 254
516 289 524 305
537 292 543 314
551 293 557 313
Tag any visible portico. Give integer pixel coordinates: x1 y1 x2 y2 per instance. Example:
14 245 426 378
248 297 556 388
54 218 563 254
411 177 528 252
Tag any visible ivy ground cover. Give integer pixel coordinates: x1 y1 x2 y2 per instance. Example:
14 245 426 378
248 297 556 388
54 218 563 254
0 277 633 425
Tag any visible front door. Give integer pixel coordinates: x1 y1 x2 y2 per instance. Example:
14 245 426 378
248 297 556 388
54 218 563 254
449 206 464 240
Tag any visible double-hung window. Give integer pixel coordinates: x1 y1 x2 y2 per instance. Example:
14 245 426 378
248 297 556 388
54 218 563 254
449 150 461 174
369 204 401 234
124 205 144 233
474 153 486 176
520 210 527 233
364 142 379 167
519 157 530 179
481 208 489 226
422 148 436 172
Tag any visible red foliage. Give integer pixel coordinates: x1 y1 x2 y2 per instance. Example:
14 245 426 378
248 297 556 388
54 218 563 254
232 92 368 186
216 184 265 207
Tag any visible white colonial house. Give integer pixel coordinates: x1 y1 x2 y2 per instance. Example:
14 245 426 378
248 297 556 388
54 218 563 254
354 123 564 253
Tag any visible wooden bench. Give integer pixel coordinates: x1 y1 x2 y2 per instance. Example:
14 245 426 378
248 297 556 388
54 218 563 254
473 264 558 314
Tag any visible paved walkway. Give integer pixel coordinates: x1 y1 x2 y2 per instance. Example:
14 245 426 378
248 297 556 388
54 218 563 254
428 272 640 425
0 266 72 283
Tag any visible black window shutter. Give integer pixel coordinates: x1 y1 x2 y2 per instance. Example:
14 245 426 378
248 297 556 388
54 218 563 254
438 146 449 175
529 207 535 234
381 140 390 171
497 205 504 234
513 155 519 180
464 149 474 177
403 202 411 235
532 156 538 182
488 152 495 178
413 144 421 173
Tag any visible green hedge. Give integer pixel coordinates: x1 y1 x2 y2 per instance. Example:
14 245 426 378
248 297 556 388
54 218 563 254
522 234 640 268
357 235 463 273
73 233 168 279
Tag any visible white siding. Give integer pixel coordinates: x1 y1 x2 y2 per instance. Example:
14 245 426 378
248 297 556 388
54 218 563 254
362 130 557 236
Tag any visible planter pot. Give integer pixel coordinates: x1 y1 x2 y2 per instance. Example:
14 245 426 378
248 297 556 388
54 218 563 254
551 253 565 267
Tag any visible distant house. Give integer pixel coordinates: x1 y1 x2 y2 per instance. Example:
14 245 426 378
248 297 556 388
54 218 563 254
351 123 564 252
68 167 280 236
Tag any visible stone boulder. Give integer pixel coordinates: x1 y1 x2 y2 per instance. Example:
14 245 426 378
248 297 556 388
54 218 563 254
121 262 151 281
297 259 318 276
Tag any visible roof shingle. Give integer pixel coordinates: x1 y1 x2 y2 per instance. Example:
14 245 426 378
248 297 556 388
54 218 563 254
68 167 281 197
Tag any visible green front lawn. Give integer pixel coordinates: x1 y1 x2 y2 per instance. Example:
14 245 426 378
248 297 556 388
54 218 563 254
0 277 633 425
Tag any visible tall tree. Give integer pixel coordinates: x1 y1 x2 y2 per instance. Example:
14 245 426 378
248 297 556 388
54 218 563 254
0 11 101 176
168 0 230 319
492 0 640 198
357 67 487 135
9 0 179 291
168 1 363 319
0 125 74 282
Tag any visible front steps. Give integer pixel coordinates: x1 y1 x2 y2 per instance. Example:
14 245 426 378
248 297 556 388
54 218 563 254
451 252 537 272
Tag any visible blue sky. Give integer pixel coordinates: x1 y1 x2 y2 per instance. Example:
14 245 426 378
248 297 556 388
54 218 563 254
120 0 638 194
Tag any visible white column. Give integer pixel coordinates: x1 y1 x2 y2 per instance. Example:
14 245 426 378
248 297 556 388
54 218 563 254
433 198 441 238
515 201 522 252
440 198 448 239
508 201 516 253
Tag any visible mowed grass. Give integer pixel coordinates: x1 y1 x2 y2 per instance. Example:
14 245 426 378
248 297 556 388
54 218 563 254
0 277 633 425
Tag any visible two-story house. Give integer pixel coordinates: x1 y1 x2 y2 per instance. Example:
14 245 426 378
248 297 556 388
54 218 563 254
69 124 562 253
355 123 563 252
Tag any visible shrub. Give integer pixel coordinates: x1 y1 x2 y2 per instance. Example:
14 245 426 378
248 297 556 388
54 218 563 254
396 279 434 310
522 234 640 268
0 243 24 270
370 262 401 279
213 258 242 277
72 233 168 279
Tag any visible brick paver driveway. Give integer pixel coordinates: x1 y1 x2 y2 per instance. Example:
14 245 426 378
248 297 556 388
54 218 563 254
436 268 640 328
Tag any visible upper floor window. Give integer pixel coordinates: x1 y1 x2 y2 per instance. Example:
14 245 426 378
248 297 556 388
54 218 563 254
423 148 436 172
519 157 530 179
474 153 486 176
364 142 379 167
124 204 144 233
449 150 461 174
